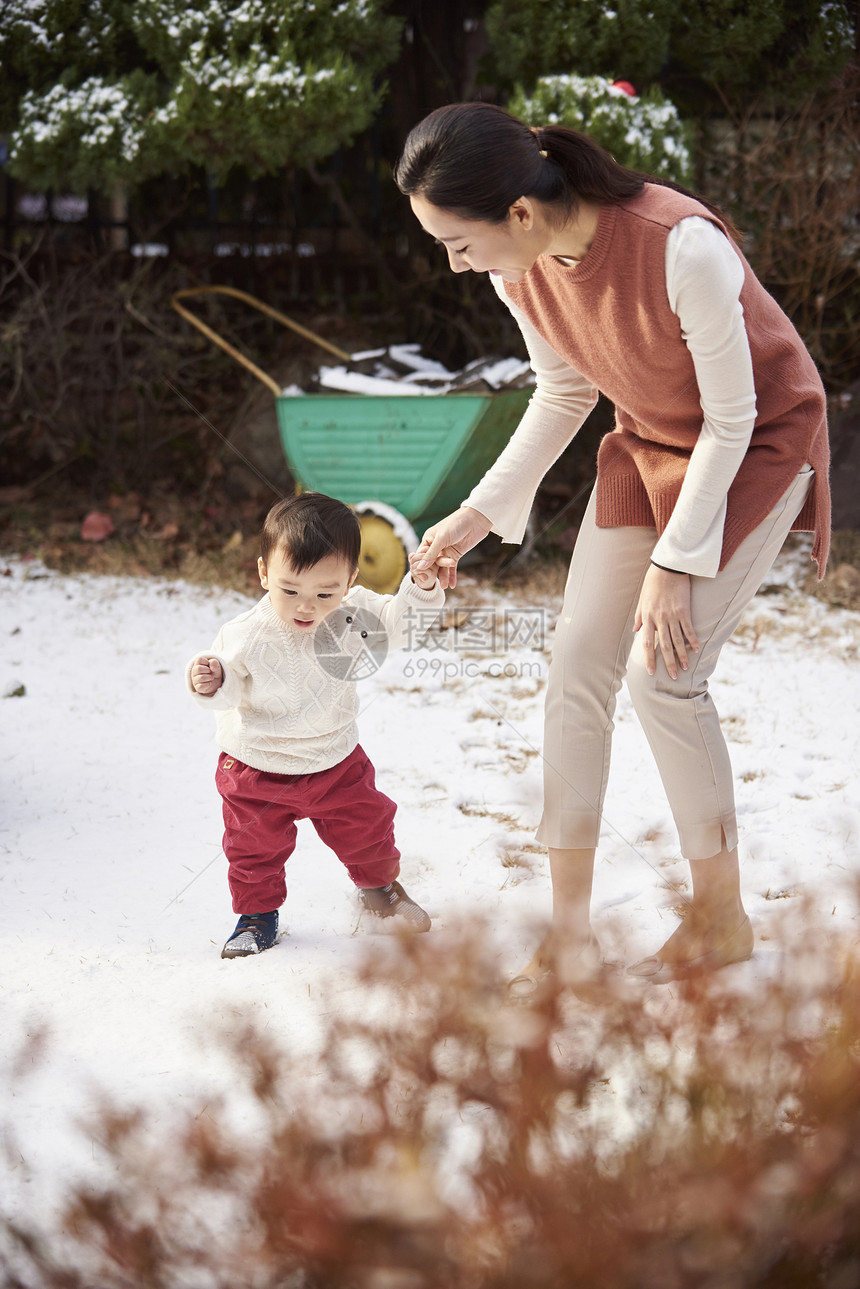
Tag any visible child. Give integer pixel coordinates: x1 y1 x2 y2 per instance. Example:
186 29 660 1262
187 492 445 958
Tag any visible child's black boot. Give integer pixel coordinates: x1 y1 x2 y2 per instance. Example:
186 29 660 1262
221 910 279 958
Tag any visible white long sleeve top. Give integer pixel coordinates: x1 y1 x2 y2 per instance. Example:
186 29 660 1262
465 216 757 577
186 573 444 775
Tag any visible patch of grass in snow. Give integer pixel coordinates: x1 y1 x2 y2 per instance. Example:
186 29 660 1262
720 714 749 742
500 746 539 775
638 824 671 844
456 804 523 830
499 847 542 871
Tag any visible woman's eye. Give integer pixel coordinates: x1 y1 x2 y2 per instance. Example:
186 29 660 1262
283 589 297 596
318 593 332 600
433 238 468 255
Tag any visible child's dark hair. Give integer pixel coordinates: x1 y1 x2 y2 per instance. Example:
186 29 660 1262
260 493 361 572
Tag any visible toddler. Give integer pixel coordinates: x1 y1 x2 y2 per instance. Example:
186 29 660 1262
187 492 444 958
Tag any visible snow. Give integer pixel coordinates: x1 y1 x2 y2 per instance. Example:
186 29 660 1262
386 342 453 377
310 350 535 397
470 356 532 389
1 546 859 1228
352 499 419 551
316 366 428 396
513 73 692 181
14 78 146 164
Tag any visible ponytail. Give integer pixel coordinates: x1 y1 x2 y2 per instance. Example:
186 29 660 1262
396 103 742 244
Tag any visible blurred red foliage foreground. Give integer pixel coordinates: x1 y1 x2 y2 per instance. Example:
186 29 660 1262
3 899 860 1289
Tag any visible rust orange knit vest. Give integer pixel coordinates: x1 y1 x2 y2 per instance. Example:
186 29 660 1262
504 184 830 574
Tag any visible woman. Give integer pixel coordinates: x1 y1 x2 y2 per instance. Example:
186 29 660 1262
398 102 830 996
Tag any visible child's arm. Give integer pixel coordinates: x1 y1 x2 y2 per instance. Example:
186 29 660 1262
185 614 254 709
346 557 445 654
190 656 223 697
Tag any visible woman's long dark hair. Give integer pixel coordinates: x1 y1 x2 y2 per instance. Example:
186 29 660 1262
395 102 742 244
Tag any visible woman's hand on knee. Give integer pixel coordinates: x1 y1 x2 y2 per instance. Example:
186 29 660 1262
634 564 699 680
413 506 493 589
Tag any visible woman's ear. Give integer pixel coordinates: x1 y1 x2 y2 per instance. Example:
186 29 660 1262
348 567 359 588
258 556 268 588
509 196 536 231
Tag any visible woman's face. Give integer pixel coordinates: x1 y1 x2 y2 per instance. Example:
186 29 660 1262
409 193 544 283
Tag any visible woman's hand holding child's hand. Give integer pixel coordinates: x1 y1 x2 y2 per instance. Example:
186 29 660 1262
413 506 493 590
408 551 442 590
191 656 224 696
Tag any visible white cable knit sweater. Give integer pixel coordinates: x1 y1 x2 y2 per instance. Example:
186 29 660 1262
186 573 445 775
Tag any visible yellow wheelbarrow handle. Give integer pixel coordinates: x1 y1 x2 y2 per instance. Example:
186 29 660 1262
170 285 353 397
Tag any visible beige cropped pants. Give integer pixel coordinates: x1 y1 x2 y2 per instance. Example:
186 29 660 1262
536 467 814 861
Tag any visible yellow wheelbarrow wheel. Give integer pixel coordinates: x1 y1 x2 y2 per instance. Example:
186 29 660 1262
354 504 418 595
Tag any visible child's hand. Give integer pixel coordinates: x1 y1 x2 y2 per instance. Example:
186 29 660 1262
191 656 223 696
409 550 441 590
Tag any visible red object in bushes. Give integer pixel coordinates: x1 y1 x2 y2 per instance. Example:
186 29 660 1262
611 80 637 97
81 511 116 542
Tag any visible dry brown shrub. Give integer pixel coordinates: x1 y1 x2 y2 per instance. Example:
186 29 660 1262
804 532 860 611
3 907 860 1289
0 244 247 498
701 72 860 392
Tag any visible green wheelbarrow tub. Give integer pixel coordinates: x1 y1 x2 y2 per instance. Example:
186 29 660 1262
168 288 532 537
275 387 532 535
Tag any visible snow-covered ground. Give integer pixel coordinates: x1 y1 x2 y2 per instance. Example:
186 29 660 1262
2 545 859 1226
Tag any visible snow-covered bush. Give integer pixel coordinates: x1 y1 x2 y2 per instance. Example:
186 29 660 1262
11 73 161 192
3 0 402 190
508 74 693 184
486 0 856 117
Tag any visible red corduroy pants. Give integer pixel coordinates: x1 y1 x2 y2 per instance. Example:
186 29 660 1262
216 744 400 914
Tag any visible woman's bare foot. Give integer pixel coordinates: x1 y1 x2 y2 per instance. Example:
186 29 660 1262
656 909 744 962
509 930 601 999
516 934 555 984
627 908 753 982
509 847 601 1000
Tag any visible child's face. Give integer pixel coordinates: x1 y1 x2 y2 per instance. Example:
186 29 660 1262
258 548 357 632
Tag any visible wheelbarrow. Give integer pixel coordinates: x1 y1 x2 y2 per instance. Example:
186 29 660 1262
171 286 531 593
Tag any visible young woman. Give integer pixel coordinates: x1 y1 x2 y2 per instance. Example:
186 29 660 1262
399 102 830 996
